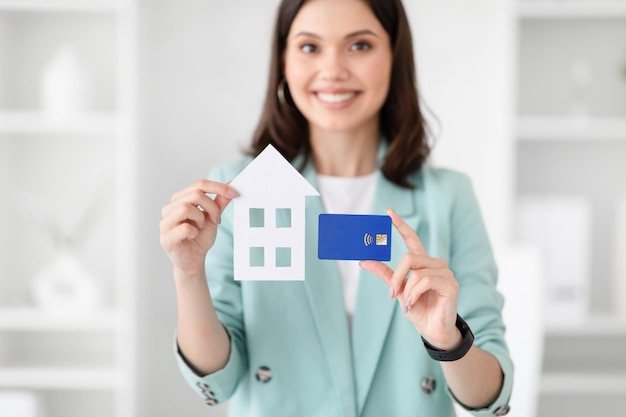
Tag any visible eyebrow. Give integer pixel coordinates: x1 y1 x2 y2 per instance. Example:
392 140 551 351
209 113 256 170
293 29 380 40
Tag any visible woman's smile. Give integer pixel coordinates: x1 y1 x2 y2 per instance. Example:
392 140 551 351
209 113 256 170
314 90 361 107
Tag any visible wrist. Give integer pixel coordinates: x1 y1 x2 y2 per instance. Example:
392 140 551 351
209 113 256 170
173 265 206 284
426 328 463 352
422 315 474 362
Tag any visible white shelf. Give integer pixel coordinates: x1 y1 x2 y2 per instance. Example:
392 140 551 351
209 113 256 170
517 116 626 141
541 372 626 394
545 316 626 336
0 110 117 136
0 307 122 331
517 1 626 18
0 0 121 12
0 368 122 390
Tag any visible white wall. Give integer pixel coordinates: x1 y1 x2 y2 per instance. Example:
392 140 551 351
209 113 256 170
136 1 514 416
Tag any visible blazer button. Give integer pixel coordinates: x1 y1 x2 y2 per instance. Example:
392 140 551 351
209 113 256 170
494 405 510 416
255 366 272 383
197 382 216 402
421 377 436 394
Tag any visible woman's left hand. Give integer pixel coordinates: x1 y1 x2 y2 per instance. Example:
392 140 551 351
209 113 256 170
360 208 462 351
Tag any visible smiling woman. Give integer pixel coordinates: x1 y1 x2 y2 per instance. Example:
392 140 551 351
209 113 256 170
250 0 429 186
160 1 514 416
283 0 392 139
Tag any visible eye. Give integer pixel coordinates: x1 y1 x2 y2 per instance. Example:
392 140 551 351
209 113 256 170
300 43 318 53
350 41 372 52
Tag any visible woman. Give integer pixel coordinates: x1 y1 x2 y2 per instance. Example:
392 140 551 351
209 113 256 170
159 0 513 416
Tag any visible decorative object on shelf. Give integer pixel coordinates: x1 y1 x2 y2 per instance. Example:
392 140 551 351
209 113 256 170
614 196 626 319
40 45 93 122
19 170 113 313
516 195 592 324
0 390 48 417
569 58 592 118
31 246 101 313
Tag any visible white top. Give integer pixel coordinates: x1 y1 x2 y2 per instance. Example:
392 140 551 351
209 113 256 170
317 172 377 327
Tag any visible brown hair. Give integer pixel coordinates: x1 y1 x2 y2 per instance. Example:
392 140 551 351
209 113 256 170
248 0 431 188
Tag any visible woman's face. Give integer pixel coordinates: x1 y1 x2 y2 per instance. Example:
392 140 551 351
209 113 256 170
284 0 392 134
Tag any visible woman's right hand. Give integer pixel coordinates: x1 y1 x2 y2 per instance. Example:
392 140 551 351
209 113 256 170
160 180 239 278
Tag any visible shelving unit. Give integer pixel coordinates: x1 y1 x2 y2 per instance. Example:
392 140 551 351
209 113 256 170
0 308 121 331
544 317 626 337
0 110 117 136
513 2 626 416
0 369 122 390
0 1 136 416
517 1 626 18
541 373 626 395
517 116 626 141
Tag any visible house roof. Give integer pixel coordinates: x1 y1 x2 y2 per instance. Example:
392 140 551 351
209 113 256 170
230 144 320 199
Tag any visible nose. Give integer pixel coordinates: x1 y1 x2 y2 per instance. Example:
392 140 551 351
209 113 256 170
319 50 349 81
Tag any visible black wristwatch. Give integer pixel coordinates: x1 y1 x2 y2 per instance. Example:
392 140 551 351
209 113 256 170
422 314 474 362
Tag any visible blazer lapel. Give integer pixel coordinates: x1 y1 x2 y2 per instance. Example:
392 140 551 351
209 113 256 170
301 160 357 417
351 171 420 414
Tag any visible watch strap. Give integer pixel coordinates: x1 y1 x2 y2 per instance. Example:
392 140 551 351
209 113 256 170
422 314 474 362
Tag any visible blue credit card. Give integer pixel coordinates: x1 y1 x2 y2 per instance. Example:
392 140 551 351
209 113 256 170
318 214 392 261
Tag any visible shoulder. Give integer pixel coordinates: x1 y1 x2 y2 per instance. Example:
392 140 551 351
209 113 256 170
207 154 254 182
414 165 475 200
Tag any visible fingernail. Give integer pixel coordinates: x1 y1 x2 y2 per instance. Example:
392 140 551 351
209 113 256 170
388 287 395 299
406 297 412 311
228 187 240 198
218 215 222 224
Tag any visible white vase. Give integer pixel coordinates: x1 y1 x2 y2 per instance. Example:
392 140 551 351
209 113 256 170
40 45 92 122
31 248 101 313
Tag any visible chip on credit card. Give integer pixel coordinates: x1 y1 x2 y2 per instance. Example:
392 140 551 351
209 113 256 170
318 214 392 261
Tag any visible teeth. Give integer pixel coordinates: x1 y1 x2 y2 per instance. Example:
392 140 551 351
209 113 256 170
317 92 356 103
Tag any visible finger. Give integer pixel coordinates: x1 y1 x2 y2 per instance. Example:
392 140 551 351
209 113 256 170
359 260 407 300
215 179 238 212
160 205 207 239
214 193 234 215
171 179 239 203
404 271 458 313
160 222 200 251
388 253 446 299
359 260 394 285
387 207 427 255
163 190 218 225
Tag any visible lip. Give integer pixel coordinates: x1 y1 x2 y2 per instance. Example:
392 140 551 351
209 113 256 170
313 89 361 108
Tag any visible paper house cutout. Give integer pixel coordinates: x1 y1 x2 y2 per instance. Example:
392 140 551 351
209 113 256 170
230 144 319 281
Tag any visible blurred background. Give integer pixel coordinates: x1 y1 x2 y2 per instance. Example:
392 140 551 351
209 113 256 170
1 0 625 416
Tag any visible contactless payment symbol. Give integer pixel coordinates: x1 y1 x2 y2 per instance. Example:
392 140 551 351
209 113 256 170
318 214 392 261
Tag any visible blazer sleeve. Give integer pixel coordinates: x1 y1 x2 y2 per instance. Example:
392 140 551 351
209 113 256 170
442 171 514 416
173 162 248 405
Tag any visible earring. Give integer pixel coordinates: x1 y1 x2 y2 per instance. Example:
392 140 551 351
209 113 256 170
277 79 289 106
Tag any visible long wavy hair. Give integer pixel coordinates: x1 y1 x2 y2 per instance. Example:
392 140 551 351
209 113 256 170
248 0 431 188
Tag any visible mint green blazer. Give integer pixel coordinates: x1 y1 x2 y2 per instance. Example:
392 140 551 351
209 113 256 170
175 152 513 417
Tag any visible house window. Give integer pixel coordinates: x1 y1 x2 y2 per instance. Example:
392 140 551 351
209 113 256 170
276 247 291 267
250 247 265 267
276 208 291 228
249 208 264 227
